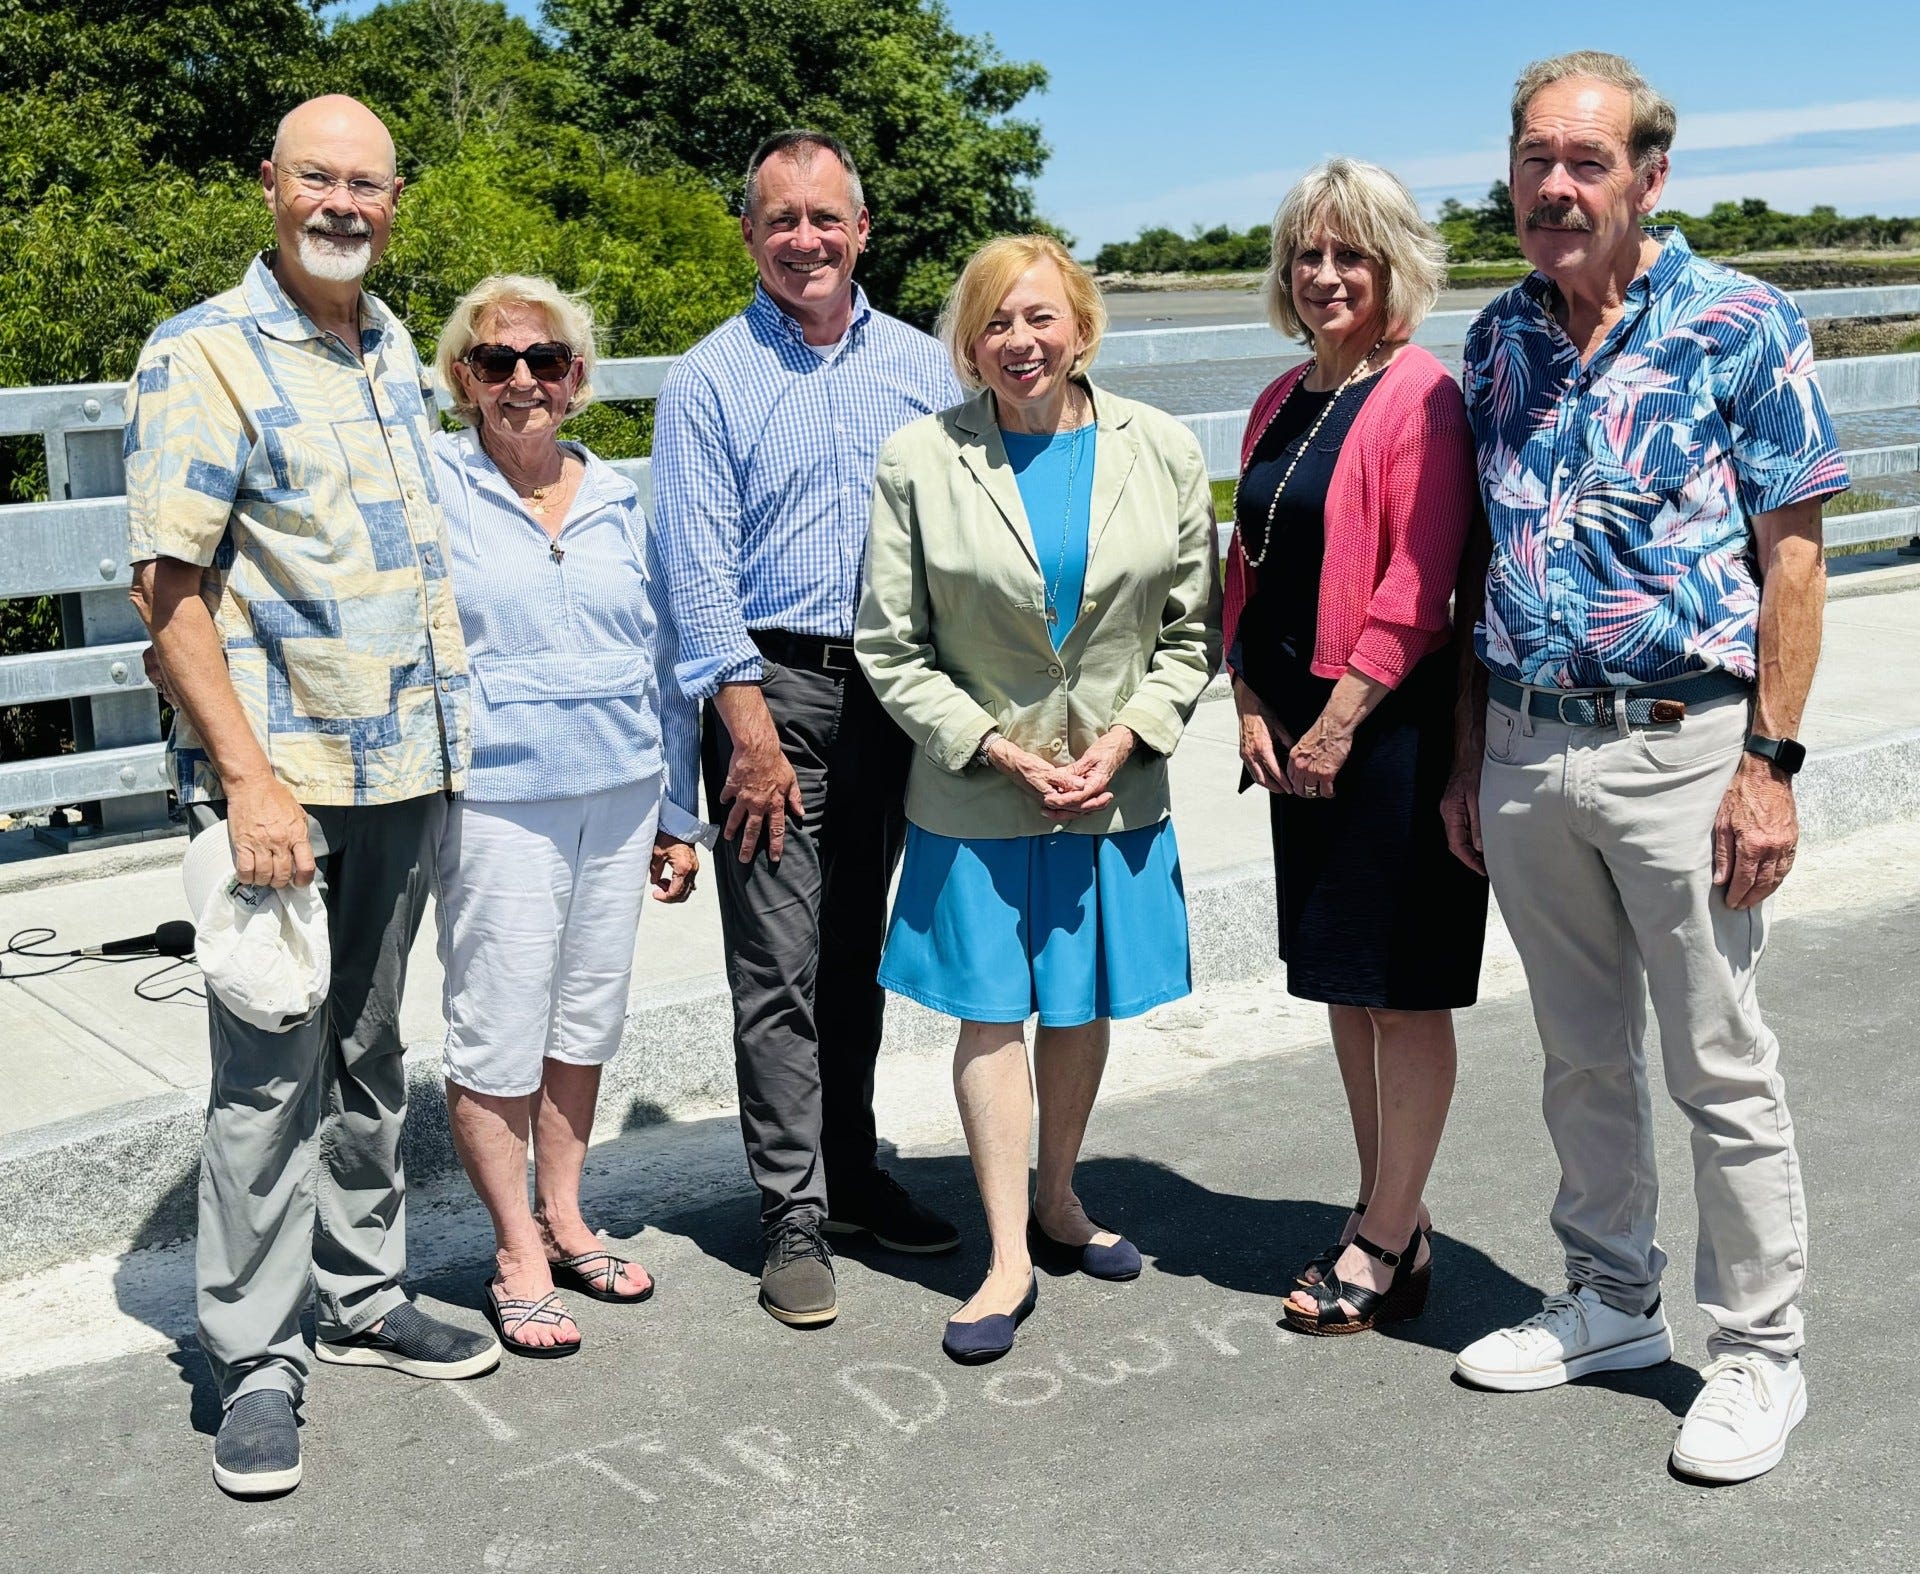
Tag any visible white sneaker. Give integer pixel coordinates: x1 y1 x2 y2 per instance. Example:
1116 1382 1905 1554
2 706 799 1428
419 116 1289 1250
1455 1286 1674 1392
1671 1353 1806 1483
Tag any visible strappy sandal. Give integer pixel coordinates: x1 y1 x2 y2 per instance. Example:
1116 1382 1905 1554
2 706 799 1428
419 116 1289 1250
548 1249 654 1305
1281 1229 1431 1337
1294 1205 1435 1290
1294 1201 1367 1289
482 1279 582 1358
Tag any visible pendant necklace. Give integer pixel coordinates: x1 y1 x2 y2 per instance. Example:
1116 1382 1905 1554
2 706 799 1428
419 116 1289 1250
1234 339 1386 569
1044 389 1088 628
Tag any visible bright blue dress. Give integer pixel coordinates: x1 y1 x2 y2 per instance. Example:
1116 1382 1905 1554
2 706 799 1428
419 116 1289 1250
877 419 1192 1027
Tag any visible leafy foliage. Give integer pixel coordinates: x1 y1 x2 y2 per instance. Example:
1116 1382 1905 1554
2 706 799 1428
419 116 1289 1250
544 0 1051 321
1093 224 1270 275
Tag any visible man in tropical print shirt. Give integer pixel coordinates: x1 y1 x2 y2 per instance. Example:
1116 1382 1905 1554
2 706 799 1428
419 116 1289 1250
1441 52 1845 1486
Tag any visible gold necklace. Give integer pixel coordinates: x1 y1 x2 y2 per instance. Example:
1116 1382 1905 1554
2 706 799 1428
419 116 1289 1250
1233 339 1386 570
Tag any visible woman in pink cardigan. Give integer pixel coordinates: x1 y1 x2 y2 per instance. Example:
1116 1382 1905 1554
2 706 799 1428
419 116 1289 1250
1224 158 1488 1337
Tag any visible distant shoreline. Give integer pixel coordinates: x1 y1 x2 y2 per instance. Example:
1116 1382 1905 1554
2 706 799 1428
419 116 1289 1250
1095 248 1920 294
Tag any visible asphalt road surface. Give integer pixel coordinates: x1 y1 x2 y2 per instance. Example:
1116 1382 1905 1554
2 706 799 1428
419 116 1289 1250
3 854 1915 1574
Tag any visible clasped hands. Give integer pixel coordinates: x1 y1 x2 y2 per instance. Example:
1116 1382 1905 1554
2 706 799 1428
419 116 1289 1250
984 726 1137 821
1233 678 1351 798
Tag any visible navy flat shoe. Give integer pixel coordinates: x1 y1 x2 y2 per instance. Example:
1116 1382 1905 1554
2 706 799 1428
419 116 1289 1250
1028 1218 1143 1282
941 1274 1038 1364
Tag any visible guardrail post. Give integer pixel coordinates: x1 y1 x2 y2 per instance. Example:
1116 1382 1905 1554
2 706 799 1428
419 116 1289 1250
40 418 173 849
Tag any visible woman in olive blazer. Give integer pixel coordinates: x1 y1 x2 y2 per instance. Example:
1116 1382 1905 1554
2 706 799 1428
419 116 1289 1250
856 235 1220 1364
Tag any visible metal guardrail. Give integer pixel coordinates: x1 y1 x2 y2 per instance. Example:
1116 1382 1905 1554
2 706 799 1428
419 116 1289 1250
3 287 1918 832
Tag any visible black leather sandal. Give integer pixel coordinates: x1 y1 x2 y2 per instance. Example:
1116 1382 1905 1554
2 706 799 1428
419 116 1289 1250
1281 1229 1430 1337
1293 1201 1366 1289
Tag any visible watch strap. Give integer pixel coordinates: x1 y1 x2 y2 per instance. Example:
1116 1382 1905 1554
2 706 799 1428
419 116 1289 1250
1744 732 1806 776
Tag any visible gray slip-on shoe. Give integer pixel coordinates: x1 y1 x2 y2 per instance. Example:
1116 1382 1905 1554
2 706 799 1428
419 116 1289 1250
212 1391 302 1497
316 1299 501 1379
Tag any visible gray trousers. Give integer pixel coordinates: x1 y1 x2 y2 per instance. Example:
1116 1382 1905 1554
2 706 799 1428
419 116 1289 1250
701 655 911 1229
189 793 445 1408
1478 690 1807 1360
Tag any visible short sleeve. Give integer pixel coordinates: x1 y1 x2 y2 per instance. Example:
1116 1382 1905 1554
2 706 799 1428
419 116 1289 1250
1725 293 1850 517
123 340 247 567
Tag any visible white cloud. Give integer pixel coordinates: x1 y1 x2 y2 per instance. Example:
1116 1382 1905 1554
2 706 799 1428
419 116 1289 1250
1659 150 1920 214
1064 99 1920 248
1679 98 1920 153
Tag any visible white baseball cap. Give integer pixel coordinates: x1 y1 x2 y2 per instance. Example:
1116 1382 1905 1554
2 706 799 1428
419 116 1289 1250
181 818 331 1033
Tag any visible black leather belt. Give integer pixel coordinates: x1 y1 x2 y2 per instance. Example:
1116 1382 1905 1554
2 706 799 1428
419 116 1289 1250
1487 670 1750 728
750 628 859 675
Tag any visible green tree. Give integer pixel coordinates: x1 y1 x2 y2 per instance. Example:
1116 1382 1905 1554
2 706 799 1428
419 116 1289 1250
0 0 327 180
544 0 1051 321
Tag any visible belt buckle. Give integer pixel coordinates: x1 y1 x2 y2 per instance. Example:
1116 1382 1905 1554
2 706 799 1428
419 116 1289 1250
1553 691 1590 726
820 642 855 673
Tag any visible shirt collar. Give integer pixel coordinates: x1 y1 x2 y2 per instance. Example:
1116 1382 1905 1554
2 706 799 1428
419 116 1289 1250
1521 224 1692 317
745 281 873 346
453 431 638 515
244 250 394 356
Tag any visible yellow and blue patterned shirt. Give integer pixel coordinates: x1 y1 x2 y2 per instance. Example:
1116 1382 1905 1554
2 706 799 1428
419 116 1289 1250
124 253 469 805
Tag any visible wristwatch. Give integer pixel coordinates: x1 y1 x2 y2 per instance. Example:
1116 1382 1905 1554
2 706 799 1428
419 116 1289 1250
1744 733 1806 777
973 730 1002 769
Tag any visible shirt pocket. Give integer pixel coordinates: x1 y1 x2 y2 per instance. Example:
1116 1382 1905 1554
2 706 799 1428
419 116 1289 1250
472 651 654 705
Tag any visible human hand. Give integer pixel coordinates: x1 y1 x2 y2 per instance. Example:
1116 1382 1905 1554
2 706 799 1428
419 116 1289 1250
1044 727 1137 819
1285 716 1352 800
983 735 1076 810
224 776 315 889
1234 678 1292 794
1439 758 1485 876
1713 754 1798 909
716 694 806 864
142 644 173 707
649 832 699 903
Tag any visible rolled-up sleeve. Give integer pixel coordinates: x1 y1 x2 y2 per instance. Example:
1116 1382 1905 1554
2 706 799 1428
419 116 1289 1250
855 444 999 773
650 363 765 700
123 340 245 567
1112 429 1223 753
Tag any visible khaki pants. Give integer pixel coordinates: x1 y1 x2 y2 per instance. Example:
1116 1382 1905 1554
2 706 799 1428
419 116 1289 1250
1478 690 1807 1360
190 794 444 1408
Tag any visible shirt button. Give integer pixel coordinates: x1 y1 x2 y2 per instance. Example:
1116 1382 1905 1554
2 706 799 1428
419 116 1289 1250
1550 611 1563 623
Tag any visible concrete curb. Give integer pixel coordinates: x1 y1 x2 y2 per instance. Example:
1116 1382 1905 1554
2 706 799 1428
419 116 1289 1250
0 726 1911 1282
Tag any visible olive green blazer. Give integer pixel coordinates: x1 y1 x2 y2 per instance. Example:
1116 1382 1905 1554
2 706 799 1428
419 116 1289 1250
855 381 1222 840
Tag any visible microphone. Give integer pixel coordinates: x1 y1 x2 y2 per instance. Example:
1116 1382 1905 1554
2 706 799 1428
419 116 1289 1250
80 921 196 959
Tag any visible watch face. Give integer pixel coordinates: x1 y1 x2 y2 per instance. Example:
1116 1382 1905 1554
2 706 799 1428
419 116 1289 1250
1748 734 1806 775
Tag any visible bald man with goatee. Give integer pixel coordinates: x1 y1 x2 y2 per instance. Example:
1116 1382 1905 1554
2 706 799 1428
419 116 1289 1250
127 96 496 1499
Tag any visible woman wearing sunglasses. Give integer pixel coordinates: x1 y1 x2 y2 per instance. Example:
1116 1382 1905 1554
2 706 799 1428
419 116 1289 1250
430 275 713 1357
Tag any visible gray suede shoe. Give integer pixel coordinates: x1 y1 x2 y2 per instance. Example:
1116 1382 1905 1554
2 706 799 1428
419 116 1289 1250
760 1217 837 1327
213 1391 302 1497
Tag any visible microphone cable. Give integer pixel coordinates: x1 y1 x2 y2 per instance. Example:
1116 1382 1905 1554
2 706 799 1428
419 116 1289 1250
2 925 206 1004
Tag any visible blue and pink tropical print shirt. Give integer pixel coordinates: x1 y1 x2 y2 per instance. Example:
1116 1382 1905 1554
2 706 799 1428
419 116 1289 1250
1462 228 1848 689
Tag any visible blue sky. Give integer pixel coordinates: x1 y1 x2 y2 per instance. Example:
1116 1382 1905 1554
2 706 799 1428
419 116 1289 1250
408 0 1920 248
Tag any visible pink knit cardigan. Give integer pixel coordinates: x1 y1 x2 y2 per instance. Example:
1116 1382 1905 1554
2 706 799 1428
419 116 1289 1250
1222 344 1477 689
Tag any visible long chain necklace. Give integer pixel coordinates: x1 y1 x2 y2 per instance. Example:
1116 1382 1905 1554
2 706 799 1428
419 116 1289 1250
1233 339 1386 569
1044 389 1089 628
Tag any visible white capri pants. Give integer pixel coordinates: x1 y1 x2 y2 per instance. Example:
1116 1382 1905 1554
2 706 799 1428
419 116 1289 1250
438 776 664 1097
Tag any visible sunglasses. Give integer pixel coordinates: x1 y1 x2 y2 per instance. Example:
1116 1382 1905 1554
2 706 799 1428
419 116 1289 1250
461 342 575 384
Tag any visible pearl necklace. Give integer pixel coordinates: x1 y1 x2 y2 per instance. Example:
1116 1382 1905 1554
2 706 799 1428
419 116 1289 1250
1234 339 1386 569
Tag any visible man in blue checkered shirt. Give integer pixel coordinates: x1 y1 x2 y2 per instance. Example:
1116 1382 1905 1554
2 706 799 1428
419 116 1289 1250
653 130 964 1328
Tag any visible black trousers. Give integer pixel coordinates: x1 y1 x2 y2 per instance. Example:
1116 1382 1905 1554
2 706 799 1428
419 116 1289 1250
701 650 911 1229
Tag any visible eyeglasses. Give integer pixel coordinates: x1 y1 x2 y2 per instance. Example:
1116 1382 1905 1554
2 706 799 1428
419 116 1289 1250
461 342 576 384
282 168 396 205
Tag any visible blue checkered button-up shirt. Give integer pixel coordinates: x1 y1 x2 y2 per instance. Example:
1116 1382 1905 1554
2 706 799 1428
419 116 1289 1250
124 253 469 805
651 284 961 700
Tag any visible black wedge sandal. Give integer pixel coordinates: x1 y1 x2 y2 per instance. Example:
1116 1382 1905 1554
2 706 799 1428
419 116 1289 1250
1280 1228 1430 1337
1293 1201 1366 1290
